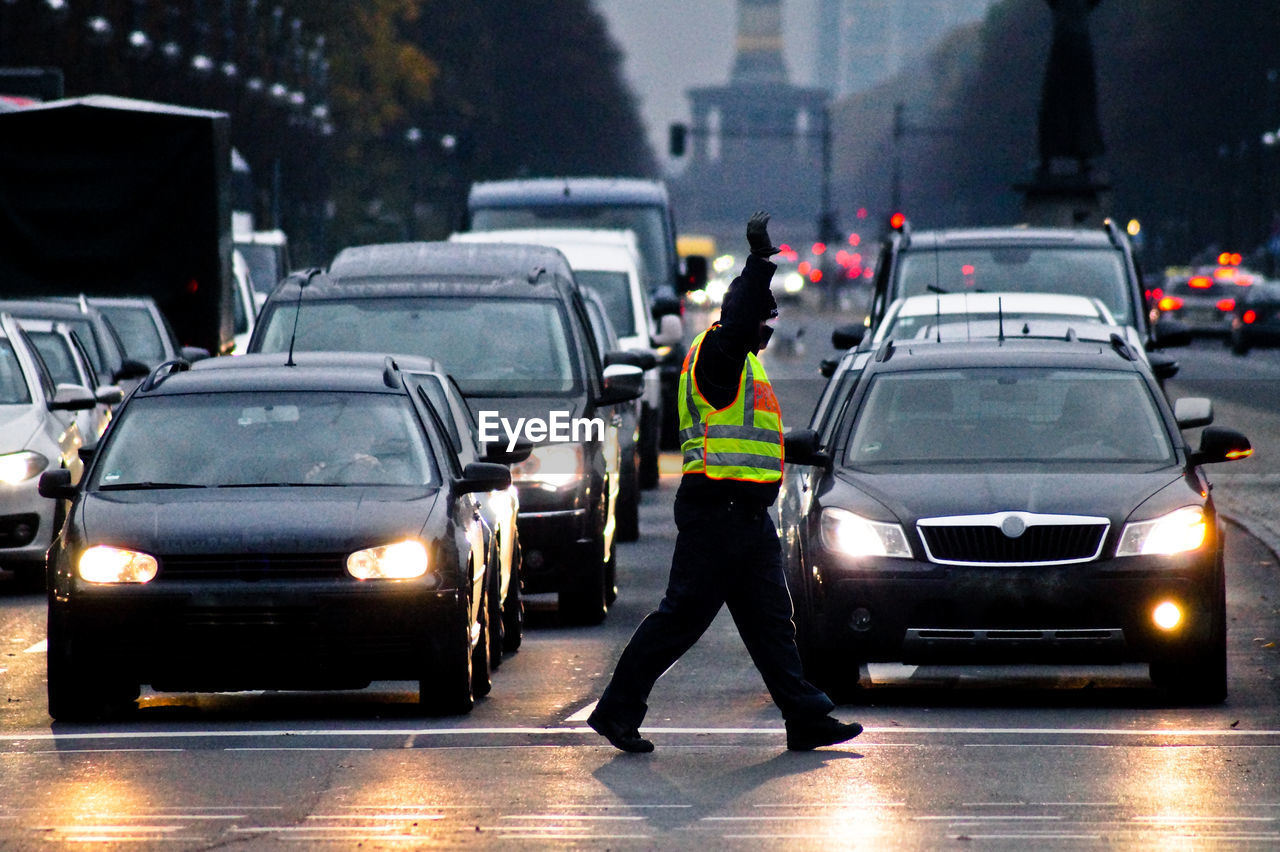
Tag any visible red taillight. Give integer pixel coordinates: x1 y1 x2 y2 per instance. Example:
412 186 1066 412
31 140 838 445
1217 298 1236 311
798 261 811 275
1157 296 1183 311
809 269 824 283
1243 310 1257 324
961 264 975 275
1188 276 1212 289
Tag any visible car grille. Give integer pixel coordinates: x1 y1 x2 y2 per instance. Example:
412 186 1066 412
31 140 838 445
158 553 349 581
918 513 1108 566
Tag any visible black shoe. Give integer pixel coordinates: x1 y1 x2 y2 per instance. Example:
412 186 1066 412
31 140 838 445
785 715 863 751
587 709 654 753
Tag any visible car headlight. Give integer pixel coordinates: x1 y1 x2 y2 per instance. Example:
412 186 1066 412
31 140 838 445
0 451 49 485
347 539 430 580
820 507 912 558
78 545 159 584
1116 506 1207 556
512 444 585 491
783 272 806 294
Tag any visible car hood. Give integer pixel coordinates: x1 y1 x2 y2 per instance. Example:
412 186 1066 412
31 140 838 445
0 405 42 451
829 467 1187 526
79 487 440 555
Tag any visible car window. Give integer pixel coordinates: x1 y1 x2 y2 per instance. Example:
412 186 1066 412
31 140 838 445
896 248 1131 324
97 305 167 363
845 369 1172 466
92 391 439 488
414 377 464 455
0 340 32 404
576 270 636 336
26 332 79 386
256 296 581 396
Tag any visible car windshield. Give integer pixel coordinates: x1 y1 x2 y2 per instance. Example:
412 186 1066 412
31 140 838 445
472 205 669 294
256 296 580 396
897 248 1131 324
237 243 282 294
0 341 32 404
97 305 167 363
25 332 80 386
575 270 635 336
845 369 1173 466
91 391 437 488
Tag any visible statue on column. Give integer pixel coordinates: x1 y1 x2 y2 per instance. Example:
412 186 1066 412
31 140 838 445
1038 0 1105 178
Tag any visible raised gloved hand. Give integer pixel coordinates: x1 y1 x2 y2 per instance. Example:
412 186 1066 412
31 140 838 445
746 210 781 258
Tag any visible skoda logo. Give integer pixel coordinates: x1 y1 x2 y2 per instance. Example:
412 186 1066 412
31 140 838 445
1000 515 1027 538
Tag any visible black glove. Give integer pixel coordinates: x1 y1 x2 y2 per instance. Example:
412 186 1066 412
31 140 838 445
747 210 781 258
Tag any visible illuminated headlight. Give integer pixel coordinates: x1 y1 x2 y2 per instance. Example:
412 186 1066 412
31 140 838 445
820 507 912 558
687 289 709 306
512 444 585 491
706 278 729 304
78 545 158 584
783 272 805 294
486 485 519 518
347 539 430 580
1117 506 1207 556
0 451 48 485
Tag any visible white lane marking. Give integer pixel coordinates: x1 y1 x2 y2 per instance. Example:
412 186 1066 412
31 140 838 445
307 814 446 821
1133 816 1277 823
500 815 643 821
565 701 597 723
913 815 1064 822
34 748 185 754
223 747 374 752
23 639 46 654
39 825 187 834
945 835 1103 841
2 724 1279 744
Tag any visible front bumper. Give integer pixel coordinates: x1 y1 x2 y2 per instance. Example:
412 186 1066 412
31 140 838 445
808 550 1220 664
0 478 53 566
59 580 461 690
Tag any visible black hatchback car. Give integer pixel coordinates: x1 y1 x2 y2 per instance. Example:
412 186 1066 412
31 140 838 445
779 336 1252 704
247 243 643 625
39 354 511 720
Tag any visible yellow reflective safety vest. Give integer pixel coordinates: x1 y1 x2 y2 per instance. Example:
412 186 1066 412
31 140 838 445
678 326 784 482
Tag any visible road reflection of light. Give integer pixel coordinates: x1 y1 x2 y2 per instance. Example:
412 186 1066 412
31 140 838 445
1123 742 1225 843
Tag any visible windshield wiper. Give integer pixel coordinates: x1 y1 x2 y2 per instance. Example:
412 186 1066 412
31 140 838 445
98 481 206 491
216 482 345 488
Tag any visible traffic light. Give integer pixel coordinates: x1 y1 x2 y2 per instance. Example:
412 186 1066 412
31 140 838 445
669 123 687 158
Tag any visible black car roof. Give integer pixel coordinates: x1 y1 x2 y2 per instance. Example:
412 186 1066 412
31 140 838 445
862 338 1148 376
468 177 669 208
329 240 574 282
139 353 437 396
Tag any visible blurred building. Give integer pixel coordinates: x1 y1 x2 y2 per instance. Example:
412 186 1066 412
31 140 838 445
816 0 995 97
670 0 828 242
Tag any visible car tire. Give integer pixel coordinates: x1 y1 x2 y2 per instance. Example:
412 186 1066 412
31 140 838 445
801 645 865 705
638 405 661 489
502 539 524 653
1150 596 1228 705
1231 329 1251 356
418 596 475 716
47 605 137 721
616 468 641 543
487 555 505 670
9 560 46 594
559 536 609 626
472 582 493 699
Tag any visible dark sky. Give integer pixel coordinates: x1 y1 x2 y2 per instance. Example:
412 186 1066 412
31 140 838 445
592 0 819 173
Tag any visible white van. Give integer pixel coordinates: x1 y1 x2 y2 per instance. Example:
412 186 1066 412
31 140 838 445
451 228 681 489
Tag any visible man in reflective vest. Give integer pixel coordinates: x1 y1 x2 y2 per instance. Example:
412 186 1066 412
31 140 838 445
588 212 863 753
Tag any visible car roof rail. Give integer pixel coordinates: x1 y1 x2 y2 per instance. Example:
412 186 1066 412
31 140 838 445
875 338 895 362
1102 217 1124 250
382 355 402 389
528 265 548 284
1108 332 1136 361
139 358 191 393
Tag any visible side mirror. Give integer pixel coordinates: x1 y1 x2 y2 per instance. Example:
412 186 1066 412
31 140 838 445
831 324 865 350
455 461 513 495
48 383 97 411
784 428 831 467
38 468 77 500
483 440 533 465
1147 352 1179 382
599 363 644 405
605 349 658 371
819 358 838 378
95 384 124 406
1189 426 1252 466
680 255 708 293
652 294 682 319
1150 317 1192 349
180 346 211 363
114 358 151 382
1174 397 1213 429
651 314 683 348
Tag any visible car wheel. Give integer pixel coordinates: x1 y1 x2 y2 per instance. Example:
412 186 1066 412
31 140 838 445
801 645 865 705
616 469 641 543
604 536 618 607
502 540 524 653
472 580 493 699
1231 329 1251 356
487 555 505 669
8 560 46 594
47 605 137 721
418 597 475 716
638 405 661 489
1150 600 1228 705
559 536 609 626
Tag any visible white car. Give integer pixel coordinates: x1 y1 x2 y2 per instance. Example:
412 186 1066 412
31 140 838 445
15 318 122 448
0 314 95 588
869 292 1117 347
232 248 259 354
450 227 681 489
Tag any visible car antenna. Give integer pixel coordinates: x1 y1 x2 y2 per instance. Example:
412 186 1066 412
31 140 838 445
285 268 321 367
997 296 1005 343
934 295 942 342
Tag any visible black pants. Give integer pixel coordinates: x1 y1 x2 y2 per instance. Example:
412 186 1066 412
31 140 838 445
594 489 834 729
